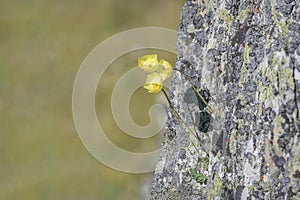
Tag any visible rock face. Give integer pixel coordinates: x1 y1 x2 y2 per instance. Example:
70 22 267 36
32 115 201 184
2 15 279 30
150 0 300 199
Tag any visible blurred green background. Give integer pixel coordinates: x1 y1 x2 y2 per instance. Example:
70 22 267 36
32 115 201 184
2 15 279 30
0 0 184 199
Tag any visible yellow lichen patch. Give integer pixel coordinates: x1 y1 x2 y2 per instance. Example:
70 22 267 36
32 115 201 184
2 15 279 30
218 9 234 23
265 37 271 49
248 185 255 193
259 83 274 101
236 5 251 23
237 119 244 129
243 44 251 64
271 50 294 93
271 2 291 37
236 93 246 102
261 65 272 77
273 115 284 133
276 20 290 35
284 68 295 91
187 24 195 33
213 174 224 195
238 44 251 88
295 146 300 164
238 76 246 88
229 129 237 153
202 0 214 15
259 66 275 101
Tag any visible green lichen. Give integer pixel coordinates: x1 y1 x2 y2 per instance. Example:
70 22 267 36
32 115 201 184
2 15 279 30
274 115 284 130
216 152 221 161
248 185 255 193
190 168 208 184
236 93 246 105
237 119 244 129
218 9 234 23
284 68 295 91
229 129 237 153
243 44 251 64
237 93 245 100
277 20 290 35
209 174 224 199
187 24 195 33
259 84 274 101
202 0 215 15
271 3 290 37
213 174 224 195
236 5 251 23
165 191 181 200
265 37 271 49
239 44 251 88
200 157 210 169
272 50 294 93
259 66 275 101
261 65 271 77
295 145 300 161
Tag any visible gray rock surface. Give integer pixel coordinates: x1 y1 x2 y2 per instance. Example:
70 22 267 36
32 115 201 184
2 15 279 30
150 0 300 199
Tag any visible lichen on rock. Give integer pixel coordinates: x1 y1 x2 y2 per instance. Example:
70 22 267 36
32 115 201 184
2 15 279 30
149 0 300 199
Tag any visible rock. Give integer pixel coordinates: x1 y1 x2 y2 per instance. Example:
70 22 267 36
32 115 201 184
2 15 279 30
149 1 300 199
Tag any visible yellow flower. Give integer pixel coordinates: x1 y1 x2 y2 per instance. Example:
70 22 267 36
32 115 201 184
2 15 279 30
138 54 158 73
158 59 173 81
158 59 172 70
137 54 173 93
143 72 163 93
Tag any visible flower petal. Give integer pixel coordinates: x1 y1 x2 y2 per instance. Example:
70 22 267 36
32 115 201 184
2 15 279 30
159 69 173 81
158 59 173 81
159 59 172 70
143 72 163 93
138 54 158 73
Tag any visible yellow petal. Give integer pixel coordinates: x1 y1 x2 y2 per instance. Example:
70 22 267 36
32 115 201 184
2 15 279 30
138 54 158 73
159 59 172 70
159 69 173 81
143 72 163 93
144 83 163 93
158 59 173 81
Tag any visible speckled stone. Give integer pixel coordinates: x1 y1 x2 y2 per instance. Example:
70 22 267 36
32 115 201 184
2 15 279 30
150 0 300 199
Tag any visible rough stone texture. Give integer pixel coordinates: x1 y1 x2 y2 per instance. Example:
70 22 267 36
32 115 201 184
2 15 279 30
150 0 300 199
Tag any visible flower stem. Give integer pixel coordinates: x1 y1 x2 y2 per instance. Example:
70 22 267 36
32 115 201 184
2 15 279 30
161 88 208 155
174 69 213 113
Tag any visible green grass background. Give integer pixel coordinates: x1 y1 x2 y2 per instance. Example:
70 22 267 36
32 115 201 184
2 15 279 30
0 0 183 199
